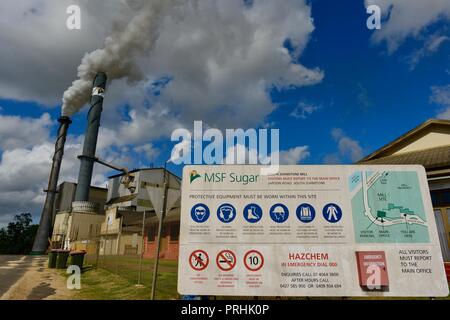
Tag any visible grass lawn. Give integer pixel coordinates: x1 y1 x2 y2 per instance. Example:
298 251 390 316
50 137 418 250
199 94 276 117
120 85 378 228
65 256 179 300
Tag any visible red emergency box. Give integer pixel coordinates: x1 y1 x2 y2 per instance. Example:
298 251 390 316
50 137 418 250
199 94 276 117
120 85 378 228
355 251 389 291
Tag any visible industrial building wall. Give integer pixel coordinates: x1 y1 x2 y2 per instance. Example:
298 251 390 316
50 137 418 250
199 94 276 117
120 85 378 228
107 171 140 208
53 183 76 219
89 188 108 214
51 212 71 248
69 212 104 241
71 240 99 255
100 208 122 235
118 233 142 255
99 235 118 255
138 169 181 206
106 168 182 212
53 182 108 219
144 221 180 260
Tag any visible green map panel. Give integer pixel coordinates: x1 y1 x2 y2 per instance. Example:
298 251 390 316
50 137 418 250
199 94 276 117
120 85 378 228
350 171 429 244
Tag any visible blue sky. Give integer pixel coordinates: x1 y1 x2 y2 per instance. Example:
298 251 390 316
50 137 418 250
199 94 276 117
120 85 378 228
0 0 449 224
270 0 450 164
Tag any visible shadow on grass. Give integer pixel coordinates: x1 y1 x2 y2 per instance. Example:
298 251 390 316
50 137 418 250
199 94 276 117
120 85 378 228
80 265 96 273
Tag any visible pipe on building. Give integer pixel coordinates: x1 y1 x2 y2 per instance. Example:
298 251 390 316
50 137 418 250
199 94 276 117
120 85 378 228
31 116 72 255
74 72 107 202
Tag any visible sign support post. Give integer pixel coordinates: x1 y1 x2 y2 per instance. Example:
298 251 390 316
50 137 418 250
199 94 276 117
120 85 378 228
151 165 168 300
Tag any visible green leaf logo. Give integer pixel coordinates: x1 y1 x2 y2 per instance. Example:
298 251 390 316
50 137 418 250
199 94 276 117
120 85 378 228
189 170 201 183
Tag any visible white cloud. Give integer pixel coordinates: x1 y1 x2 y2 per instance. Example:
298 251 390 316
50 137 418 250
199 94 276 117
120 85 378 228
328 128 364 163
365 0 450 53
91 0 324 147
0 0 127 106
0 114 114 224
0 113 51 149
100 101 184 146
224 144 309 165
146 0 323 129
437 109 450 119
0 0 323 144
407 34 450 70
430 84 450 119
0 142 62 223
430 84 450 106
0 143 54 193
0 137 110 222
278 146 310 164
224 144 259 164
290 102 321 119
133 143 160 161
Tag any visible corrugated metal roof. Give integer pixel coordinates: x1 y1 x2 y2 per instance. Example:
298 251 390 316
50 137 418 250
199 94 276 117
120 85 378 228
359 119 450 162
359 145 450 169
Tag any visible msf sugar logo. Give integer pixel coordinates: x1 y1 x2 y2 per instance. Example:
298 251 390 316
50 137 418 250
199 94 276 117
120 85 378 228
189 170 201 184
66 5 81 30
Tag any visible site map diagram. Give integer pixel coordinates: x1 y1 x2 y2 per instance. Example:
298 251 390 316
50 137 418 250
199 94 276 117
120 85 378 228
349 170 430 243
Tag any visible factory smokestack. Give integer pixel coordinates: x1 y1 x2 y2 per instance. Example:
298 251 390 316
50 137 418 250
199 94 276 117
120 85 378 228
74 72 107 202
61 1 175 116
31 116 72 255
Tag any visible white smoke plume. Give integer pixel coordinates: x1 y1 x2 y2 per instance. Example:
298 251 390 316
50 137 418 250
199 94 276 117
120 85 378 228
62 0 180 116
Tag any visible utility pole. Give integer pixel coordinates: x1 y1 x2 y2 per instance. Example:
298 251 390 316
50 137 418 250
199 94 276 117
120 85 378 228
151 165 169 300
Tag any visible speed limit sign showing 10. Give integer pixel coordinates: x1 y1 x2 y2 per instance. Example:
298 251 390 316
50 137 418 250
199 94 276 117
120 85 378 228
244 250 264 272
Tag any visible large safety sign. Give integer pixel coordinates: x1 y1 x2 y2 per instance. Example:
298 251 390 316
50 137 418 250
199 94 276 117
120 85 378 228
177 165 449 297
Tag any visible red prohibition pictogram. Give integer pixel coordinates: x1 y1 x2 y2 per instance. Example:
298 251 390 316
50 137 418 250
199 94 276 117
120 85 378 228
244 250 264 272
189 250 209 271
216 250 236 272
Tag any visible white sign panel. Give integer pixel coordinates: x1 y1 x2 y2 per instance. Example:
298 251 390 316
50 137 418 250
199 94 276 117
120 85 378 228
177 165 449 297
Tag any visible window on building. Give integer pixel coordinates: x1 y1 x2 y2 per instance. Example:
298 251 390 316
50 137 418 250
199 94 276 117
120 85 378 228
443 192 450 205
434 209 450 261
147 226 156 242
431 189 450 207
170 222 180 241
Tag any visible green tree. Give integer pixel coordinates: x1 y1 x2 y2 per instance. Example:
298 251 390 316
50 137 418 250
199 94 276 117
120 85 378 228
0 213 38 254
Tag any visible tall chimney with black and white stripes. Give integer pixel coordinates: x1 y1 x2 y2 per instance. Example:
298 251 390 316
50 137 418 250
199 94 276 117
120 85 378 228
74 72 107 203
31 116 72 254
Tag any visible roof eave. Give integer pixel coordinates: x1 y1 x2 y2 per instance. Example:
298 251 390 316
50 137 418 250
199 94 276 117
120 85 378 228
357 119 450 163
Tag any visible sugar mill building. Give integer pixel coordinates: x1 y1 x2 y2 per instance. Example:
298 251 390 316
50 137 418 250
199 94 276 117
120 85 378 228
51 182 108 250
101 168 181 259
51 167 182 260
